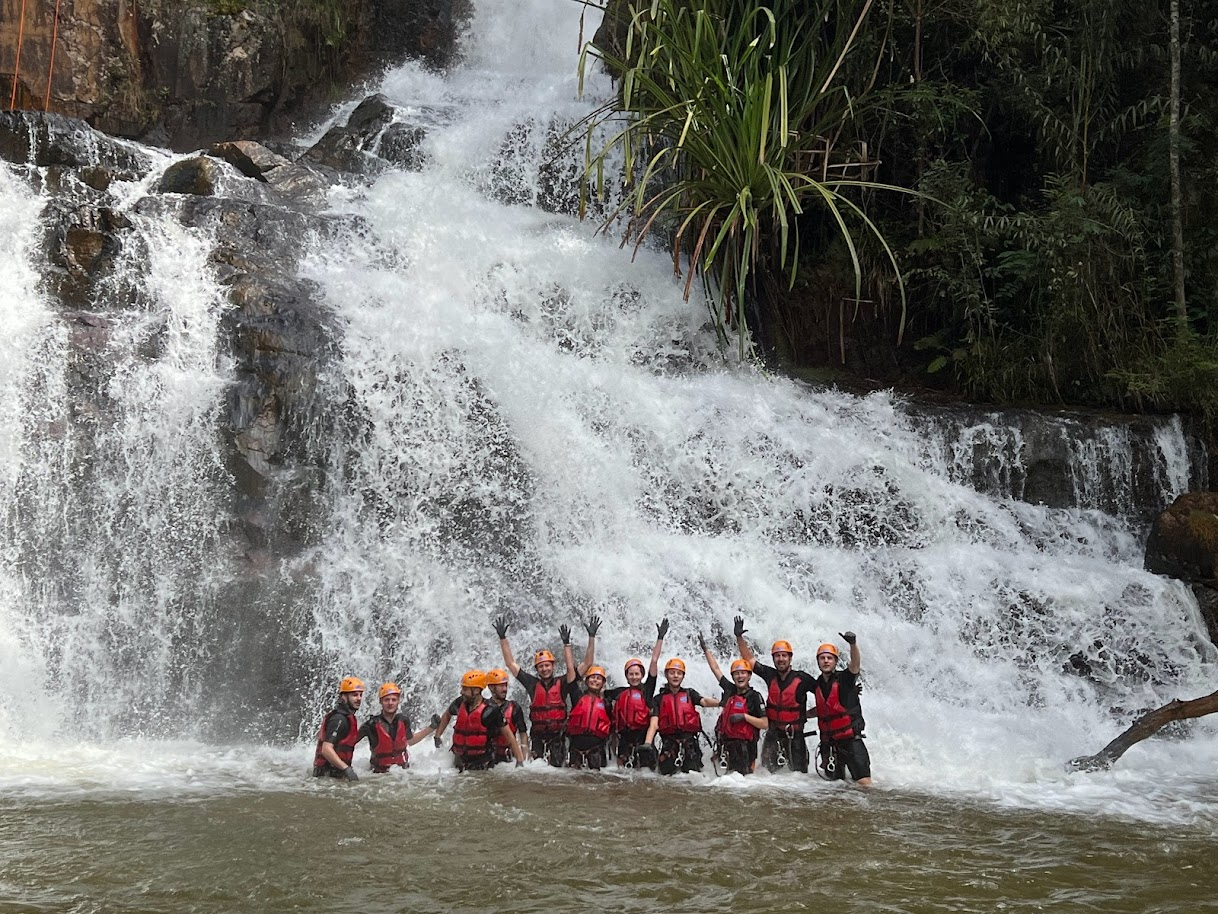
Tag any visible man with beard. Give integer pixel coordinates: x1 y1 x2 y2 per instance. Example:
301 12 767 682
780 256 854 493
605 618 668 768
735 615 817 773
312 676 365 780
493 615 598 766
484 668 528 764
813 634 872 786
698 635 767 775
443 670 525 771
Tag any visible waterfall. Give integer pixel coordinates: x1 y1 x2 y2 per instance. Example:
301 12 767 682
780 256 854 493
0 0 1214 824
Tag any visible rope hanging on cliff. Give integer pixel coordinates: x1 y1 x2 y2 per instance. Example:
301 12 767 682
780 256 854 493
9 0 31 110
43 0 63 112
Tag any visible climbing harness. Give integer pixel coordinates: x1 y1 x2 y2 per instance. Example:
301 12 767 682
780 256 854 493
815 743 839 781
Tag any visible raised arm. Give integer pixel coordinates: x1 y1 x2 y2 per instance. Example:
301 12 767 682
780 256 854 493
698 632 724 681
734 615 755 667
841 630 860 674
493 616 521 677
579 615 600 676
561 624 577 683
649 618 668 676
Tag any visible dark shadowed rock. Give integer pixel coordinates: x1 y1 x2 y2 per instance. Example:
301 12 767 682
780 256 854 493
377 123 429 170
303 95 399 175
209 141 292 181
0 111 152 175
1146 492 1218 645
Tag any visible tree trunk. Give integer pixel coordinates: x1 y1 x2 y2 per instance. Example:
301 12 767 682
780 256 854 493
1170 0 1187 333
1067 688 1218 772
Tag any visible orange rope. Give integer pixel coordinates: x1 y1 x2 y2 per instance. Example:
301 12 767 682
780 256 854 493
43 0 63 111
9 0 30 109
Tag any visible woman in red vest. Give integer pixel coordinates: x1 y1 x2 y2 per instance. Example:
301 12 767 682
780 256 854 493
644 658 720 775
605 618 668 768
566 665 613 769
698 636 767 775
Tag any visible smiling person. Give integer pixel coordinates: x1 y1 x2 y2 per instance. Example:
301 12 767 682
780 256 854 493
644 657 719 775
446 670 524 772
493 614 599 766
699 635 767 775
484 668 528 765
605 618 667 768
359 682 439 773
312 676 365 780
735 615 817 773
566 665 613 769
812 633 872 787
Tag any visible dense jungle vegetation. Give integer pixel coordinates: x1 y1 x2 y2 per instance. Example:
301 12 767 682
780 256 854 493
582 0 1218 424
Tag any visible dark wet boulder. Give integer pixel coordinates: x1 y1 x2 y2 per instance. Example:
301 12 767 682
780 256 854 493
302 94 398 175
157 156 223 195
377 122 428 170
209 141 292 181
0 110 152 175
1145 491 1218 644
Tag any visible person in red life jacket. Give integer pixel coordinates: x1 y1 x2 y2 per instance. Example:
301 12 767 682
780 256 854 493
604 618 668 768
312 676 365 780
358 682 441 773
492 614 599 767
813 633 872 786
698 635 767 775
484 668 528 765
439 670 524 772
566 665 613 769
644 658 720 775
735 615 817 773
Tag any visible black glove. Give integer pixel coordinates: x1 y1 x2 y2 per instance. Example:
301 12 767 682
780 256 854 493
840 631 857 645
559 624 571 645
733 615 747 638
434 733 443 749
430 713 441 730
492 616 510 639
728 713 747 724
342 767 359 781
585 615 601 637
656 618 669 639
697 633 708 653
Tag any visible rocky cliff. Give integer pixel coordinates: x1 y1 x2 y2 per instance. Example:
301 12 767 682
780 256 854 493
0 0 469 151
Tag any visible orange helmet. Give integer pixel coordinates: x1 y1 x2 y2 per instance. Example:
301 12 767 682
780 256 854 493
461 670 488 689
664 658 686 674
730 658 751 674
816 643 839 658
339 676 365 694
378 682 402 700
485 668 510 685
533 650 556 667
623 658 645 675
585 665 607 681
771 640 794 656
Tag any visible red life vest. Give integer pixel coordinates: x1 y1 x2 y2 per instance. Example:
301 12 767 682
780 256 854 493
369 715 410 771
767 674 805 728
492 700 521 754
567 693 611 739
453 701 492 758
814 677 857 742
657 689 701 736
313 708 359 770
530 678 567 734
613 686 650 731
717 692 757 741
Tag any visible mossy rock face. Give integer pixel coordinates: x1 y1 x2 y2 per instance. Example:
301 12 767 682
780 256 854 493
1145 492 1218 582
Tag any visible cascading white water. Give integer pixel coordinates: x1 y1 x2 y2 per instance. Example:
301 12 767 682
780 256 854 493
0 0 1215 828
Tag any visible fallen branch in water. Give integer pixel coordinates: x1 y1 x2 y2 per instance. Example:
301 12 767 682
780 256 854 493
1067 688 1218 772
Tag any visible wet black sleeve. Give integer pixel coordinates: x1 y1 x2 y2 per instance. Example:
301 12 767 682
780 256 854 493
511 703 527 734
322 711 352 745
356 718 375 745
482 705 507 733
515 669 539 692
562 679 583 703
642 673 658 700
648 693 662 717
447 697 463 716
746 692 765 717
401 715 414 740
751 662 777 685
687 689 704 706
718 675 734 695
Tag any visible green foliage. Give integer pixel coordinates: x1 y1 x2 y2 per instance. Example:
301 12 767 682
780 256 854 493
577 0 908 358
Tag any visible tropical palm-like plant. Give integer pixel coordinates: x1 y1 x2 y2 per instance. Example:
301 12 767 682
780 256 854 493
577 0 907 358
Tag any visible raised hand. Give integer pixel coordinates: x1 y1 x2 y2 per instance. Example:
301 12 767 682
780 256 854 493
697 633 708 653
585 615 602 637
733 615 747 638
559 624 572 645
492 616 510 639
839 631 857 645
656 618 669 640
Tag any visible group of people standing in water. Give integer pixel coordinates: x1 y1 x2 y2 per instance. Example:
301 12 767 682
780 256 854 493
312 615 872 786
